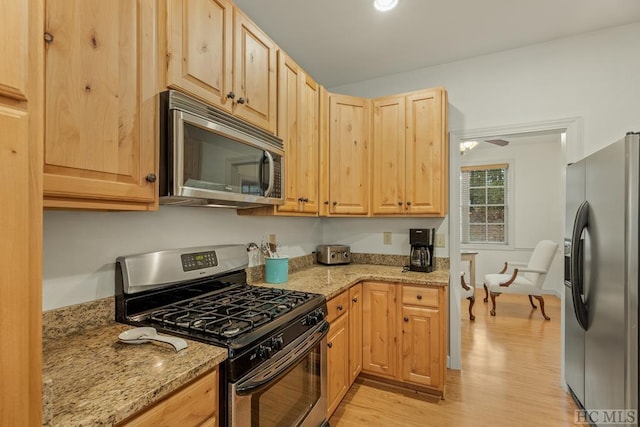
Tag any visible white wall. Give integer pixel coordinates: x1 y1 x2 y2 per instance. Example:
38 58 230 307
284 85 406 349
42 207 322 310
460 137 564 294
331 22 640 158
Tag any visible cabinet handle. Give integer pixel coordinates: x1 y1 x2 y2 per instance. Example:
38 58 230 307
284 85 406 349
417 295 423 300
226 91 235 100
298 197 304 202
406 201 412 206
237 97 246 105
404 317 409 322
398 201 403 206
44 32 54 44
332 201 338 206
352 297 358 303
324 201 329 205
337 305 343 311
145 173 157 183
303 198 309 203
327 342 333 349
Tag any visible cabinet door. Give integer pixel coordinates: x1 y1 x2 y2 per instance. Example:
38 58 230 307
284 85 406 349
276 51 301 212
328 94 370 215
326 313 349 419
166 0 233 113
233 9 277 134
0 1 43 423
362 282 396 378
400 305 442 388
349 283 363 384
44 0 157 209
371 95 405 215
297 73 320 213
405 88 447 215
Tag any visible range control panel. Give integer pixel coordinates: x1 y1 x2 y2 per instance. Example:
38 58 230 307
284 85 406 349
181 251 218 272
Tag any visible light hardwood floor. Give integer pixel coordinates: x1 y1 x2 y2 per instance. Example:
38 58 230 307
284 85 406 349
329 293 579 427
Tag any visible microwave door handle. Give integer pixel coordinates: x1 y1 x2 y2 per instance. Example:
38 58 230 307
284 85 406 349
263 150 275 197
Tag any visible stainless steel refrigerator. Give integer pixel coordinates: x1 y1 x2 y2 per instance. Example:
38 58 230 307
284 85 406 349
565 132 639 425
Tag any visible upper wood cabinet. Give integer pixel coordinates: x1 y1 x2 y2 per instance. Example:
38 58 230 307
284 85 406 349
165 0 234 113
324 93 370 216
43 0 158 210
276 52 319 214
1 0 43 424
165 0 277 134
371 88 448 216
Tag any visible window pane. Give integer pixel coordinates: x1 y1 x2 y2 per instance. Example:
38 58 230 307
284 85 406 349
470 170 486 187
487 225 505 242
469 225 485 241
486 169 505 186
487 187 504 204
469 206 486 223
487 206 504 223
470 188 486 205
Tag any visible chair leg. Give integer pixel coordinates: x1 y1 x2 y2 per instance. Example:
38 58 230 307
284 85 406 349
489 292 499 316
533 296 550 320
528 295 537 309
467 296 475 321
483 284 489 303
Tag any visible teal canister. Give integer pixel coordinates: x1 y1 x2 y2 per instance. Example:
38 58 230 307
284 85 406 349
264 256 289 284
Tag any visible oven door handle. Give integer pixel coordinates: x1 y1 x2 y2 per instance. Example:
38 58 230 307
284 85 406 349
236 321 329 396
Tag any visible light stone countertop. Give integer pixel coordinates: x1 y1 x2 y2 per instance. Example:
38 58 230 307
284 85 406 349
42 322 227 426
255 264 450 298
42 263 448 426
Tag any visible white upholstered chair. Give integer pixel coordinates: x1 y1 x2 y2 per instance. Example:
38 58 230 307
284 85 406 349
461 272 475 321
483 240 558 320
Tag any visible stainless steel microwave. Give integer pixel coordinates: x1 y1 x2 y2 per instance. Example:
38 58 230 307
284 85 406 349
159 90 284 208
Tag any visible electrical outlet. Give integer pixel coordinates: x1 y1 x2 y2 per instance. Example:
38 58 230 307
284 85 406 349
435 233 445 247
383 232 392 245
268 234 277 245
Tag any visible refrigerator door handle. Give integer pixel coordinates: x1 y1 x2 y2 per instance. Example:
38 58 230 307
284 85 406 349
571 200 590 330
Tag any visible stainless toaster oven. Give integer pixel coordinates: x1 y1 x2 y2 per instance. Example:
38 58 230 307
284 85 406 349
316 245 351 265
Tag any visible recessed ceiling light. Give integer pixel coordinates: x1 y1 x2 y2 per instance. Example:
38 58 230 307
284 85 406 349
374 0 398 12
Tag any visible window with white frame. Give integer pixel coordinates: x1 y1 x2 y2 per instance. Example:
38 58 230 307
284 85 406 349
460 163 509 244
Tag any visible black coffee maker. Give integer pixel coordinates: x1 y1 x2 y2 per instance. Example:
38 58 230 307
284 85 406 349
409 228 435 272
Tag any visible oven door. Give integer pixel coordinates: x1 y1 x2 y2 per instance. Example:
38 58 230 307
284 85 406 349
230 322 329 427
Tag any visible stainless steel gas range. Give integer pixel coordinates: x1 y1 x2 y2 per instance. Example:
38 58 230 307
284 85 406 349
115 245 329 427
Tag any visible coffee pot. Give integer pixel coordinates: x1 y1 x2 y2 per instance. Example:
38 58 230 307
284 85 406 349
409 228 435 272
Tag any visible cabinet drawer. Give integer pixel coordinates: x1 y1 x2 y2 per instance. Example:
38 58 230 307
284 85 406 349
327 291 349 323
119 368 218 426
402 286 439 308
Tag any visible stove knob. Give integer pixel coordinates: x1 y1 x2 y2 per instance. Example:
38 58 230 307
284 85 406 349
271 336 284 351
307 313 319 325
315 310 325 322
259 345 273 360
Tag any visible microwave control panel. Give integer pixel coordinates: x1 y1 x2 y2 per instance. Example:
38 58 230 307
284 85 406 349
181 251 218 272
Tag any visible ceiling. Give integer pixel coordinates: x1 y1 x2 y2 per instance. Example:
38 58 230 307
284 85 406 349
233 0 640 88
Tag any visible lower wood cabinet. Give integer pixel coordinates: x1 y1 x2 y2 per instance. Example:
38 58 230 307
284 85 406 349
362 281 447 394
326 281 447 418
326 309 349 418
119 368 218 426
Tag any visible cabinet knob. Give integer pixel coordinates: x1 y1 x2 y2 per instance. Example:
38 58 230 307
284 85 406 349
404 317 409 322
226 91 235 100
44 32 54 44
417 295 423 300
406 201 412 206
298 197 304 202
332 201 338 206
337 305 343 311
145 173 157 183
237 97 246 105
398 201 403 206
352 297 358 303
324 201 329 205
327 342 333 349
303 198 309 203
